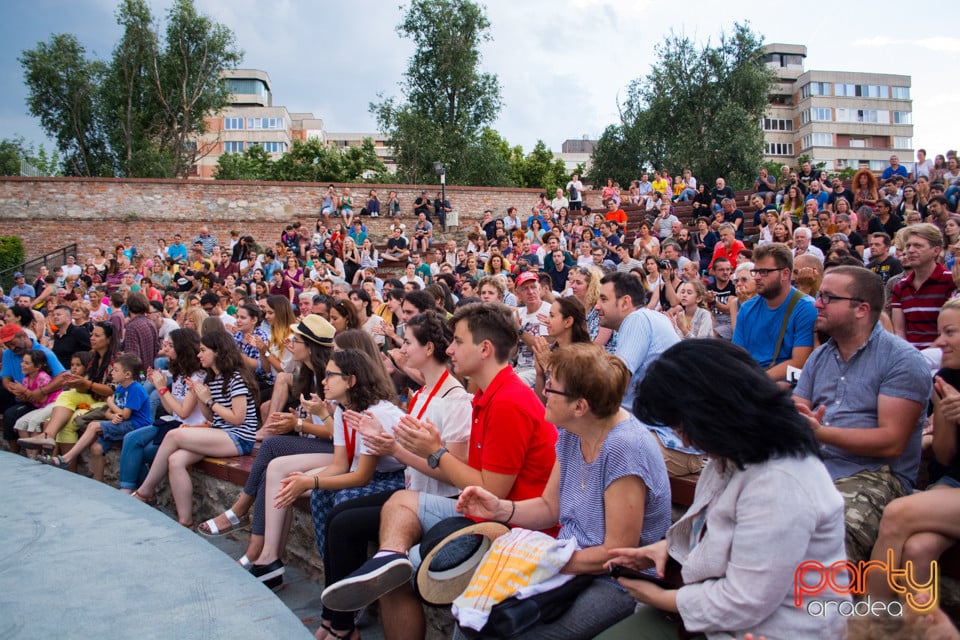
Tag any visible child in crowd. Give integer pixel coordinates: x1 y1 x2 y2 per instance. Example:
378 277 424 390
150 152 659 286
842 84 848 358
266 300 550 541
43 353 150 481
669 279 714 339
14 350 63 453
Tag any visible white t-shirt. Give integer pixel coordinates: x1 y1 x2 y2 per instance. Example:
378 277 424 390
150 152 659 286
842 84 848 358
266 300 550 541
333 399 406 473
405 378 472 497
515 301 551 371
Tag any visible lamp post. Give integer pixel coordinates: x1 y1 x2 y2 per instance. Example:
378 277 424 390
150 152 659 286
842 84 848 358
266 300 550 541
433 161 447 232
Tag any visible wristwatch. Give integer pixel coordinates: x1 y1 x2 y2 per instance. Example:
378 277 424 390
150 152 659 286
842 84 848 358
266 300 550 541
295 418 303 433
427 446 448 469
205 399 215 409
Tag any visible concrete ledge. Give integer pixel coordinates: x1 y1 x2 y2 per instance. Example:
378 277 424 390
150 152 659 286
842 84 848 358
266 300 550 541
1 451 313 639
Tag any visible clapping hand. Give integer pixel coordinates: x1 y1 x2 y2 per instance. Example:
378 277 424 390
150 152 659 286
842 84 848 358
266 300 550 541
394 415 442 458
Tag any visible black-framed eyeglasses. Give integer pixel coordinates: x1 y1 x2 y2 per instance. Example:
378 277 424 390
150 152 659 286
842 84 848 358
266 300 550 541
323 371 350 380
749 268 785 277
543 379 575 399
815 291 863 305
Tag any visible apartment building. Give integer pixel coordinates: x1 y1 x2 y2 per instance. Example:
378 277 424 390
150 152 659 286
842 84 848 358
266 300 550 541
193 69 324 179
761 44 913 173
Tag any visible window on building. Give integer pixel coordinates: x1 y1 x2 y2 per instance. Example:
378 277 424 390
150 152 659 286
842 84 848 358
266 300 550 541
894 136 913 149
765 142 794 156
803 81 831 97
849 139 865 148
893 111 913 125
892 86 910 100
834 83 889 98
246 117 286 130
869 160 886 171
836 109 889 124
248 141 287 153
762 118 794 131
802 133 833 149
225 78 269 101
223 141 244 153
224 117 244 130
809 107 831 122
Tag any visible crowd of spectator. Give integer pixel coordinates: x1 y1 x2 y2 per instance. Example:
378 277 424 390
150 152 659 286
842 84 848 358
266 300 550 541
3 149 960 639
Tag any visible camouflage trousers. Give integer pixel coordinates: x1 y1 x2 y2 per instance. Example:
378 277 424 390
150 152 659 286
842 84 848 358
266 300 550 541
834 465 906 564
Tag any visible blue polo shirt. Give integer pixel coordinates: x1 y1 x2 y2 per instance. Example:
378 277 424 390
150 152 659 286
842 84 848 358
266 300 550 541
733 288 816 369
1 339 66 383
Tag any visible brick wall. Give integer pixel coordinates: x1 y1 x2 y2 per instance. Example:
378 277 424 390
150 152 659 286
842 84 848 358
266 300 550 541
0 177 603 261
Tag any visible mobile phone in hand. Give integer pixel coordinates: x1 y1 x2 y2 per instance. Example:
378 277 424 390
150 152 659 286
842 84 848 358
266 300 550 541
608 565 676 590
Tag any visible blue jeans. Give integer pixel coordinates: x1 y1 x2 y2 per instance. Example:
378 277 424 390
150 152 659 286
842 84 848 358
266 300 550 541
119 425 159 490
946 185 959 209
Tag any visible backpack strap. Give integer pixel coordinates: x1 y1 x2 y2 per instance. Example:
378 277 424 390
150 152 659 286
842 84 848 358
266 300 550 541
770 289 804 367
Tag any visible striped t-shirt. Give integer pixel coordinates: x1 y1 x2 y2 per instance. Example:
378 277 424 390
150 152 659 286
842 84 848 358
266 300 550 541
556 414 671 551
208 371 258 443
891 263 956 348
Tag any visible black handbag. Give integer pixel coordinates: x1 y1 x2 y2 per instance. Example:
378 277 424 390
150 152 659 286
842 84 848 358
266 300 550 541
459 574 595 640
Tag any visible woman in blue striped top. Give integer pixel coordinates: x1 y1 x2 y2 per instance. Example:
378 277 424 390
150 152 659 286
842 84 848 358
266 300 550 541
133 330 258 527
456 343 671 639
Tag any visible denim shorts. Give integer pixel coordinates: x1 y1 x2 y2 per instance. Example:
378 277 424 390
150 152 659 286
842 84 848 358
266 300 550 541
934 474 960 489
227 431 255 456
409 492 460 569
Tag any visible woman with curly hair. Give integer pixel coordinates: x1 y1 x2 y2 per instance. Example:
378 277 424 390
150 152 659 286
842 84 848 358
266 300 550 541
852 168 879 210
483 253 510 277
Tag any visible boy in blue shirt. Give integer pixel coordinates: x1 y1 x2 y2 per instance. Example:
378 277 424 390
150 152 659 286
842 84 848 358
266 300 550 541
45 353 150 482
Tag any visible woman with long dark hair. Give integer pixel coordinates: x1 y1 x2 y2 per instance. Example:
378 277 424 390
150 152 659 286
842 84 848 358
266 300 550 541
597 340 848 639
198 315 338 567
533 296 592 400
118 328 205 494
21 322 121 461
132 330 259 527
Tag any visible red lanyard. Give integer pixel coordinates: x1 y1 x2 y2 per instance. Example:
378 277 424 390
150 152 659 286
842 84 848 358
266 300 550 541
341 409 356 468
408 369 450 420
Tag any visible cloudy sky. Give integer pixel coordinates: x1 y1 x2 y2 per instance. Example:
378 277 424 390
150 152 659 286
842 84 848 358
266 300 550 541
2 0 957 161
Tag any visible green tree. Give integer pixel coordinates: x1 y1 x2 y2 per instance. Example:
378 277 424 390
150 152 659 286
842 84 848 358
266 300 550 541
371 0 502 185
509 140 568 192
0 137 60 176
19 34 111 176
0 236 26 292
216 138 389 183
19 0 241 178
586 123 647 187
595 23 774 190
152 0 242 177
0 137 34 176
102 0 166 177
458 127 512 187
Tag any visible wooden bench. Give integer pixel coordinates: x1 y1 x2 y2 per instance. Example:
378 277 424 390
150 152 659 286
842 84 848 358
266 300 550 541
195 447 312 513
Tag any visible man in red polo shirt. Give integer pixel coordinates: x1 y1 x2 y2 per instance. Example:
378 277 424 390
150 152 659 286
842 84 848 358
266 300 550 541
708 222 746 271
891 223 955 348
321 302 557 639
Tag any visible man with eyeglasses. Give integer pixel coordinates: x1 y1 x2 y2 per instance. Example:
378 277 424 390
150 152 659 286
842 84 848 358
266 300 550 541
733 243 816 382
793 266 929 563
